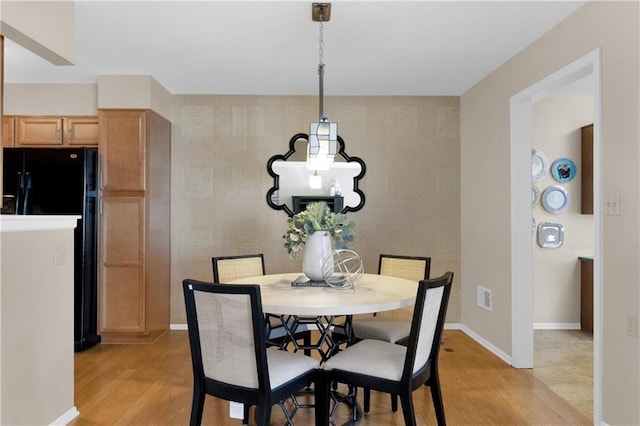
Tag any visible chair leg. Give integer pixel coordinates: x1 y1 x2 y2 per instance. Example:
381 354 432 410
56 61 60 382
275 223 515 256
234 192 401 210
242 404 250 425
255 405 271 426
189 383 205 426
399 393 417 426
366 388 398 412
315 370 330 426
363 387 371 413
428 374 446 426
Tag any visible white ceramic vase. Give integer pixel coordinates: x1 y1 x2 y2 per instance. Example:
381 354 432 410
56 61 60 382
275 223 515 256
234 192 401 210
303 232 334 281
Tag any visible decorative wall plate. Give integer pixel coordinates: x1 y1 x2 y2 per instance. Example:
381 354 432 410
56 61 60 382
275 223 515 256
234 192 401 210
537 222 565 248
541 185 570 214
551 158 577 183
531 149 549 182
532 185 540 207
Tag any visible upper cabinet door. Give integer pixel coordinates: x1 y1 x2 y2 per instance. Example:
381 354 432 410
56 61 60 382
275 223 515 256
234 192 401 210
65 117 99 146
12 116 98 147
16 117 63 145
3 116 15 147
99 110 147 192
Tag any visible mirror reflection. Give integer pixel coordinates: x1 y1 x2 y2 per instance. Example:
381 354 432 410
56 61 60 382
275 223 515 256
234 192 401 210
267 133 366 216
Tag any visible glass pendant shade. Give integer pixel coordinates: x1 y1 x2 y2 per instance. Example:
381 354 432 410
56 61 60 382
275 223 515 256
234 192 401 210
307 119 337 171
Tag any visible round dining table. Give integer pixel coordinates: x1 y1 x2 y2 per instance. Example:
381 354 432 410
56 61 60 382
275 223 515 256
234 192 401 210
229 272 418 424
228 272 418 316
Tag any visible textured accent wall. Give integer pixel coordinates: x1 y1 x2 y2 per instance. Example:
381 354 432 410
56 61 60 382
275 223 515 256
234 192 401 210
171 95 460 324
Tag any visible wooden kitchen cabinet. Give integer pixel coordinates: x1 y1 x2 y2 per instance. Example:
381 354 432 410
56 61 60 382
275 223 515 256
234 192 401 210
98 109 171 344
99 110 146 191
11 116 99 147
579 257 594 334
99 196 145 334
2 116 14 147
581 124 593 214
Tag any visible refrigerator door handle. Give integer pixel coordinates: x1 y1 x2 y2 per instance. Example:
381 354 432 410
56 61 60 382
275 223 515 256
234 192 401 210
22 172 32 215
15 171 24 215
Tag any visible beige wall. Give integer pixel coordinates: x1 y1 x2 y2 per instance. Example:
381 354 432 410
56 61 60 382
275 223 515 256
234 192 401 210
170 95 461 325
0 0 75 65
532 96 594 325
4 83 98 115
4 76 173 119
0 223 77 424
97 75 172 121
461 1 639 424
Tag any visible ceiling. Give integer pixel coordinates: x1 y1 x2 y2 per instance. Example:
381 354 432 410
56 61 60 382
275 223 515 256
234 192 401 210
3 1 587 96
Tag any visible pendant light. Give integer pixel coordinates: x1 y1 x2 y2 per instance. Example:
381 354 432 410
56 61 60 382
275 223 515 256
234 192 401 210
307 2 338 171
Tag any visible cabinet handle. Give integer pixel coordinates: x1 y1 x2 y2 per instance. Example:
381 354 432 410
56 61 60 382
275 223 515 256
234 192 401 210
99 197 103 215
56 129 61 143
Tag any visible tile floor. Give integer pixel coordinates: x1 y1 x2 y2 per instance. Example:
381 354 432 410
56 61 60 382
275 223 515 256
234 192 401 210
532 329 594 420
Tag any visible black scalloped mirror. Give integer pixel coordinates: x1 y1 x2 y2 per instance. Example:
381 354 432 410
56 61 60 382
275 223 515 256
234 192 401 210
266 133 366 217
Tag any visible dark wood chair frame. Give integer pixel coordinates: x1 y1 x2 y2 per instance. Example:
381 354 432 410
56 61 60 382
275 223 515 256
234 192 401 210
332 253 432 412
317 272 453 426
183 280 319 426
369 254 432 411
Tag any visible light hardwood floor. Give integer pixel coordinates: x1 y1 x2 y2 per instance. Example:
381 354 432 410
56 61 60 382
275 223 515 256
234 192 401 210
69 330 590 425
532 330 593 421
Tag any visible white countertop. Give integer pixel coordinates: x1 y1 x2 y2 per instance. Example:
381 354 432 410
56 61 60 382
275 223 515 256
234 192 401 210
0 215 80 232
229 272 417 316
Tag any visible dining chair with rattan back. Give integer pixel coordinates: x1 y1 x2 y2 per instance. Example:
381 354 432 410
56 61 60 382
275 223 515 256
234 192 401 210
317 271 453 426
211 253 313 422
331 254 431 412
211 253 312 347
351 254 431 344
212 253 266 283
183 279 320 426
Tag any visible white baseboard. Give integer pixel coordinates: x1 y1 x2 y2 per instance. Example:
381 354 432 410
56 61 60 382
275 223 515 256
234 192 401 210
444 322 463 330
533 322 581 330
456 324 514 366
170 323 188 330
51 406 79 425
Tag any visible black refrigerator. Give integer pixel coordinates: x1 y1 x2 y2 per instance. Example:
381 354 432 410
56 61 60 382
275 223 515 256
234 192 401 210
2 147 100 352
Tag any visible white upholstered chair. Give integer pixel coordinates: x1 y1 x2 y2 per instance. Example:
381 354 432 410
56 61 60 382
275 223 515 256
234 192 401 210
317 272 453 426
183 279 320 425
351 254 431 344
212 253 312 346
331 254 431 412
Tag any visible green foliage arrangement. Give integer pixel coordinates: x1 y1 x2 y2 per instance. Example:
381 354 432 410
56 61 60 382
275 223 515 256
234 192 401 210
283 201 355 260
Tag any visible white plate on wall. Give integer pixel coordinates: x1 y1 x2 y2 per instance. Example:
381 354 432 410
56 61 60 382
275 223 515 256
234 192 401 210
532 185 540 207
541 185 570 214
531 149 549 182
537 222 565 248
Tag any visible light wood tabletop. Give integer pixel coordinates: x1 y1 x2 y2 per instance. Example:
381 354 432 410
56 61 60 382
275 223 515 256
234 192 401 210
228 272 417 316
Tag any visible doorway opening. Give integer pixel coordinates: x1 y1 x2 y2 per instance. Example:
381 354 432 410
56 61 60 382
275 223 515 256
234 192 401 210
509 49 602 423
